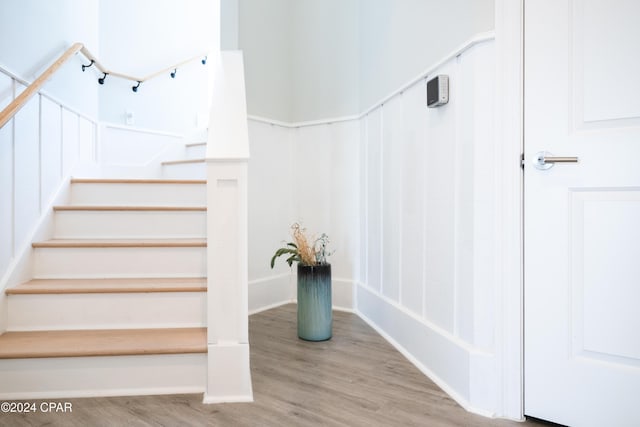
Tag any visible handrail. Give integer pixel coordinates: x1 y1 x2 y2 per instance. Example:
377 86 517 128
0 42 208 129
0 43 84 129
79 46 207 91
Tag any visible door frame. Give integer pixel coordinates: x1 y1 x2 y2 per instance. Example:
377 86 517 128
493 0 525 420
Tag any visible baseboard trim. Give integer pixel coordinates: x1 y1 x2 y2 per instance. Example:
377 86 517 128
249 300 292 316
356 309 495 419
355 283 497 419
0 386 206 401
248 276 356 315
202 394 254 404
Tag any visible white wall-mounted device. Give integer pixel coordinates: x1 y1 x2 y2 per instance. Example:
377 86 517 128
426 75 449 108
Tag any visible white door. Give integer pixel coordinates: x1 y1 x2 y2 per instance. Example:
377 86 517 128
524 0 640 426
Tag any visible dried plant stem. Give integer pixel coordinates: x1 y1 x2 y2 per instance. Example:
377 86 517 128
292 223 315 265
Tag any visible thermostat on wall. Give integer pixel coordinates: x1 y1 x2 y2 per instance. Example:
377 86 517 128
426 75 449 108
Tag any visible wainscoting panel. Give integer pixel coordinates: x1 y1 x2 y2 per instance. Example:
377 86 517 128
40 98 63 209
13 91 40 256
365 109 382 293
293 120 360 281
61 109 79 178
0 67 99 331
357 40 499 412
0 73 12 277
381 96 402 303
247 120 294 283
246 119 359 311
399 83 427 317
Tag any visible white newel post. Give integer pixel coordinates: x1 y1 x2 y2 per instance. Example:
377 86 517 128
203 51 253 403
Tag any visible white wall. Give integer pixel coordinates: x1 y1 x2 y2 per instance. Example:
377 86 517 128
291 121 360 308
98 0 217 133
245 38 505 415
246 121 295 312
358 0 494 110
237 0 493 123
246 119 359 312
238 0 359 123
0 0 99 118
238 0 293 122
289 0 359 122
357 41 500 414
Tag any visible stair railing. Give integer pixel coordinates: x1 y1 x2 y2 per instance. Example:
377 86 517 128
0 42 207 129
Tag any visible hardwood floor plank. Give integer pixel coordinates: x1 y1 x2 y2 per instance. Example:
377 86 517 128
0 304 545 426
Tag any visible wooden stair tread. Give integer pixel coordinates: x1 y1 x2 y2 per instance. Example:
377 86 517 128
54 205 206 212
32 238 207 248
161 158 205 166
0 328 206 359
6 278 207 295
71 178 206 184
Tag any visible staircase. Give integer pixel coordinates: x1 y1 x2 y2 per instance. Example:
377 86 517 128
0 177 209 399
161 141 207 179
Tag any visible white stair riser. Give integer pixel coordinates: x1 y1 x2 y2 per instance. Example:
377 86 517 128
7 292 206 331
162 163 206 180
186 144 206 158
34 247 206 278
0 354 206 400
54 211 206 239
70 183 206 206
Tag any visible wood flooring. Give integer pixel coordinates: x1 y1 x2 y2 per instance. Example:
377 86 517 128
0 304 544 427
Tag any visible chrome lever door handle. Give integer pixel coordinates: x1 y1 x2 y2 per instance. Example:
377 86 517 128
533 151 579 170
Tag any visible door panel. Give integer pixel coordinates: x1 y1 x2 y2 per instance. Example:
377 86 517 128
524 0 640 426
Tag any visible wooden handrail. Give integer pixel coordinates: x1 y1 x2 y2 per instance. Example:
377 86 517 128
0 43 208 129
80 46 206 83
0 43 84 129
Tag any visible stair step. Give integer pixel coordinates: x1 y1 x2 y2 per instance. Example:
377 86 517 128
70 179 206 206
54 205 206 211
0 328 206 359
32 239 207 249
6 278 207 331
53 208 206 239
33 245 206 278
6 278 207 295
161 158 206 166
185 142 206 148
70 178 206 184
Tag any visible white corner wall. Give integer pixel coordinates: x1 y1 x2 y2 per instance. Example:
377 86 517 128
246 38 505 416
238 0 293 122
246 119 359 312
238 0 359 123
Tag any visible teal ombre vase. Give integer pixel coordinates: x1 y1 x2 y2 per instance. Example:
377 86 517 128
297 264 332 341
